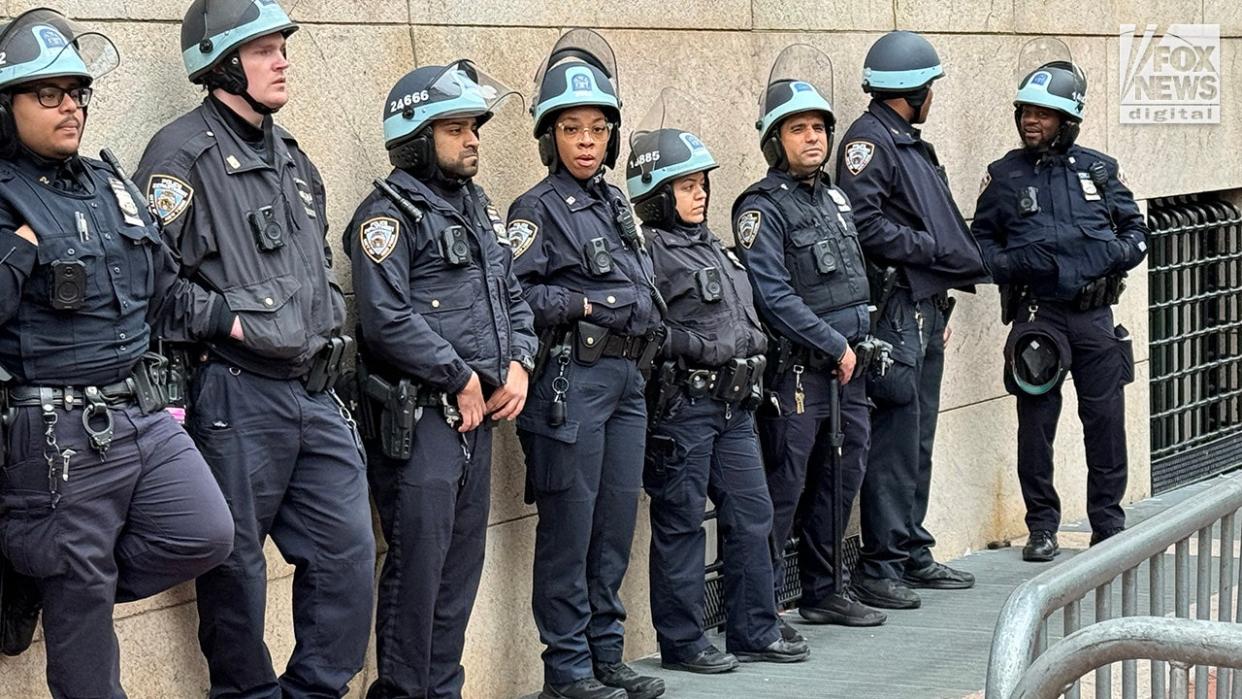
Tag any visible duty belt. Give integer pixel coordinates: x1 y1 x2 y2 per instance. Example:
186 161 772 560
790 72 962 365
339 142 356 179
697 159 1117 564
677 356 767 404
768 335 838 375
7 381 137 409
573 321 665 370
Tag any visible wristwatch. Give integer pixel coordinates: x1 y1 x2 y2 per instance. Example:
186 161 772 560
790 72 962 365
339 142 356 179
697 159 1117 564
517 354 536 374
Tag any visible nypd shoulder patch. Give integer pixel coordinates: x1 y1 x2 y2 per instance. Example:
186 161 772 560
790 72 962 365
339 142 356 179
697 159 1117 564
843 140 876 176
507 219 538 258
148 174 194 225
360 216 400 264
736 210 762 250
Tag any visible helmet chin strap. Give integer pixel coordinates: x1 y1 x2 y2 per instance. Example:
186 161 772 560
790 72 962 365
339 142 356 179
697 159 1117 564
209 53 279 116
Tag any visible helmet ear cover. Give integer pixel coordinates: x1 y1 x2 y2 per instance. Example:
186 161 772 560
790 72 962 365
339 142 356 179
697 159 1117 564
633 172 712 227
761 115 835 171
0 93 15 159
536 114 621 175
201 51 279 115
389 126 436 177
1012 104 1081 152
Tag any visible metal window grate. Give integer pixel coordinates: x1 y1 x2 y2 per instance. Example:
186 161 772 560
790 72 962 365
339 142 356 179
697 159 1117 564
1148 193 1242 493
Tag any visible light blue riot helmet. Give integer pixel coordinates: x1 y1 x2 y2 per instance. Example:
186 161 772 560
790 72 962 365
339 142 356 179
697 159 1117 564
756 45 836 169
1012 38 1087 151
383 60 519 176
861 31 943 113
181 0 298 114
0 9 120 154
625 88 718 226
530 29 622 172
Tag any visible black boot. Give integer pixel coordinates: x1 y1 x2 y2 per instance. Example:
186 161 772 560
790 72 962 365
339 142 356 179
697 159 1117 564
734 638 810 663
799 591 887 626
540 678 627 699
661 645 738 674
1023 530 1060 562
594 662 665 699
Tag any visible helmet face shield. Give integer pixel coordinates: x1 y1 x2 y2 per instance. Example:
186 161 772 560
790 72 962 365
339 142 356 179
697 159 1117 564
625 87 717 203
1014 37 1087 121
0 10 119 91
383 59 521 147
757 44 835 142
530 28 621 135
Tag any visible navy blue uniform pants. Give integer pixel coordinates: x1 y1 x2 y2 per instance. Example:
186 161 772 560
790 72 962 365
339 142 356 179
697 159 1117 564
517 356 645 686
860 291 946 581
1010 304 1133 534
759 366 870 608
0 404 234 699
645 396 780 662
188 363 376 699
366 413 492 699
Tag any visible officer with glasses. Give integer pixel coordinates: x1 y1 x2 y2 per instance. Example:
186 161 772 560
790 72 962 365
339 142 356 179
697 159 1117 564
0 9 233 697
507 28 666 699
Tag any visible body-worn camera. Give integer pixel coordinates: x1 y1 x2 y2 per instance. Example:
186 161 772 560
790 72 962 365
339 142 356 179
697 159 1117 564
694 266 723 302
584 237 613 276
813 239 837 274
440 225 472 266
248 206 284 251
50 259 87 311
1018 186 1040 216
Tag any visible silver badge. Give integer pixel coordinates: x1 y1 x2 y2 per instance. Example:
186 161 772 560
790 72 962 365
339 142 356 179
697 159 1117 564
1078 172 1101 201
109 178 144 227
827 188 852 212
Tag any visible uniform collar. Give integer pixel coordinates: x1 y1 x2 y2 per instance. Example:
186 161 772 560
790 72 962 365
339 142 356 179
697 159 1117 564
202 97 295 175
654 221 711 248
9 146 91 194
387 167 471 220
548 167 604 212
868 100 922 145
764 166 823 196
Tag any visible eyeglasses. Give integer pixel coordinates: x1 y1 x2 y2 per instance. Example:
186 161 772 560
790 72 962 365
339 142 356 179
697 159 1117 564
554 122 614 142
16 85 93 109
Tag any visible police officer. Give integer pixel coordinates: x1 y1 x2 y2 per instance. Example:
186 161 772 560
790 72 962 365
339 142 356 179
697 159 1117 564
345 60 537 699
507 29 666 699
628 94 809 672
733 45 886 633
0 10 234 696
972 53 1146 562
135 1 376 695
836 31 988 609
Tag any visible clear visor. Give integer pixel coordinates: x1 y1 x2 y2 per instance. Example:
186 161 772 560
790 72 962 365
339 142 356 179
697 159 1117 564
0 9 120 83
1015 36 1082 84
427 58 523 116
532 28 618 96
759 43 834 122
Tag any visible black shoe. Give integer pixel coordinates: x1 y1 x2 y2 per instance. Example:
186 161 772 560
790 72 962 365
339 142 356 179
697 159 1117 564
594 662 665 699
0 555 41 657
734 638 810 663
799 591 887 626
1023 531 1060 562
1090 527 1124 546
541 679 627 699
902 561 976 590
778 617 805 644
661 645 738 674
851 576 921 610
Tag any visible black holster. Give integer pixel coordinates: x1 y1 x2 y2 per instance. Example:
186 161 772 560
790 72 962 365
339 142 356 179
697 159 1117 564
357 360 418 461
0 363 12 464
1000 284 1028 325
305 335 354 394
128 352 171 414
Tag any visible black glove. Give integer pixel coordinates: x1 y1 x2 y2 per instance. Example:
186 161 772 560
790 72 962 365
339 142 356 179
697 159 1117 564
1107 238 1138 273
1005 245 1058 279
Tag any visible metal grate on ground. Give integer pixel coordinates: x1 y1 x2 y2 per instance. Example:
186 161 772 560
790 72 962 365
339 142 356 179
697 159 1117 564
1148 194 1242 493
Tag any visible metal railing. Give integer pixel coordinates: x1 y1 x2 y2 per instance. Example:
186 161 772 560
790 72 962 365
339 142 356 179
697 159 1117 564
986 471 1242 698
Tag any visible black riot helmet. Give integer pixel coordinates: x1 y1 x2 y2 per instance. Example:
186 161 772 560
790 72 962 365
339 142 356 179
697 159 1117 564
529 29 622 174
861 31 944 115
624 88 718 227
381 60 519 178
181 0 299 115
1013 38 1087 152
1005 323 1071 396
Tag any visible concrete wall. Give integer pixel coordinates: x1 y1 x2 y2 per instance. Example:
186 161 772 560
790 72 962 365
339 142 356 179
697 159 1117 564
2 1 1239 697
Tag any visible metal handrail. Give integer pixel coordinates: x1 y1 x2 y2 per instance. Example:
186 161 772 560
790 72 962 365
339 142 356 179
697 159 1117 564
1010 618 1242 699
986 472 1242 698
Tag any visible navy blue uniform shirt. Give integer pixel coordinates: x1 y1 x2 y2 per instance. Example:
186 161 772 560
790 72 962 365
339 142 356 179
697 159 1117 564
972 144 1147 301
506 168 662 337
836 100 989 299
